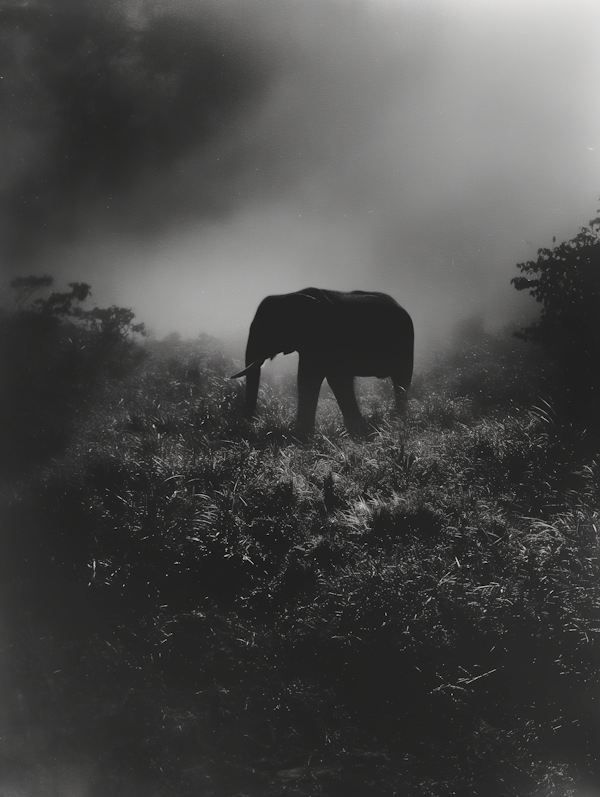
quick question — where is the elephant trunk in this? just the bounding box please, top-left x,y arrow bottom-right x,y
243,337 -> 266,419
230,334 -> 266,419
243,362 -> 261,419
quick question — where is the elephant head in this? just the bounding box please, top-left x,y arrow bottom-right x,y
232,288 -> 414,435
231,291 -> 326,420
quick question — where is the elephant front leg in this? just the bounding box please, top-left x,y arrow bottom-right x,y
296,356 -> 324,435
326,373 -> 364,436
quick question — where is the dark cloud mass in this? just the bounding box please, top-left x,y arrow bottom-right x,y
0,0 -> 276,259
0,0 -> 397,255
1,0 -> 600,349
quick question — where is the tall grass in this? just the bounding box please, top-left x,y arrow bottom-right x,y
1,332 -> 599,796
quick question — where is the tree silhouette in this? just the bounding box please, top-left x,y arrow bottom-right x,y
1,275 -> 145,475
512,207 -> 600,414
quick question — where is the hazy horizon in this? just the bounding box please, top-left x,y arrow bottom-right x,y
2,0 -> 599,358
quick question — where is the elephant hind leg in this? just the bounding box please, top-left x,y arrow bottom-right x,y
326,373 -> 363,435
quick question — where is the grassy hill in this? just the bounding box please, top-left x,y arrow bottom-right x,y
1,330 -> 599,796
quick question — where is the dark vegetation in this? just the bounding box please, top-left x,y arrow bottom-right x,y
512,210 -> 600,420
1,276 -> 146,477
1,223 -> 600,796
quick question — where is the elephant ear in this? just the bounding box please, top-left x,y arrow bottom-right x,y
285,291 -> 329,350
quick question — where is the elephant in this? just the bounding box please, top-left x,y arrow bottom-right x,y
231,288 -> 414,435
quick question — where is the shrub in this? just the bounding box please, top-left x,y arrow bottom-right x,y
0,276 -> 146,475
512,206 -> 600,417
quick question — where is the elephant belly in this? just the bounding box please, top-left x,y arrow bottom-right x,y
328,352 -> 393,378
355,365 -> 392,378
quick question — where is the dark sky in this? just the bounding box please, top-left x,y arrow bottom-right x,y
2,0 -> 600,352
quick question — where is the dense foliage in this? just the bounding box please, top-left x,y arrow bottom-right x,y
512,210 -> 600,415
0,276 -> 146,475
1,319 -> 599,796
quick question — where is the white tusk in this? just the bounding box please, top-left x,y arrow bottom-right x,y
230,359 -> 264,379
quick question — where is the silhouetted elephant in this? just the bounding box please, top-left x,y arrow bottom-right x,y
231,288 -> 414,435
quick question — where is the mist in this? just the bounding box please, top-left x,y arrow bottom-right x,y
2,0 -> 600,357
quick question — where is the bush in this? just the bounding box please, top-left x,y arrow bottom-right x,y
512,207 -> 600,417
0,276 -> 146,475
